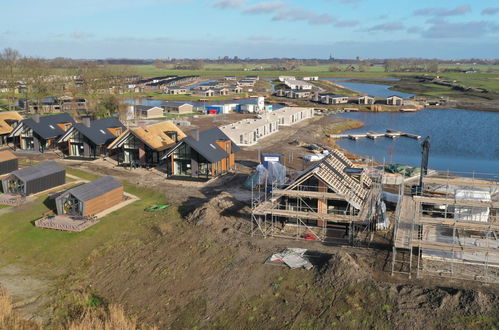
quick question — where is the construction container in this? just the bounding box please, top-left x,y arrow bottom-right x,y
2,161 -> 65,196
0,150 -> 18,175
261,153 -> 282,168
55,176 -> 123,216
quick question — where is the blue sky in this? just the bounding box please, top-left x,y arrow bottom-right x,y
1,0 -> 499,59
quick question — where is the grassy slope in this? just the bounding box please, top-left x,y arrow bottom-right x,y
0,168 -> 166,269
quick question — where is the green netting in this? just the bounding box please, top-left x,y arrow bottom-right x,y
145,204 -> 171,212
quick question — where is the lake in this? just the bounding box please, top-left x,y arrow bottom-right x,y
335,108 -> 499,176
323,79 -> 414,99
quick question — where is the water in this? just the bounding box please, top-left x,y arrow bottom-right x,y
323,78 -> 414,99
335,108 -> 499,175
124,98 -> 285,109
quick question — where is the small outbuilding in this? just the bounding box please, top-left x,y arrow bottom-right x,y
387,95 -> 404,106
0,150 -> 18,175
358,95 -> 376,105
2,161 -> 65,196
55,176 -> 123,217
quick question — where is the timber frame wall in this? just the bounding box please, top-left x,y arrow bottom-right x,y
391,174 -> 499,283
251,168 -> 383,245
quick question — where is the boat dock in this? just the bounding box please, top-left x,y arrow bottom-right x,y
328,129 -> 421,140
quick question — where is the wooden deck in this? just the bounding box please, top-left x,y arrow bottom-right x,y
35,215 -> 100,232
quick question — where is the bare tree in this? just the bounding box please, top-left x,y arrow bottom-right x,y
0,48 -> 22,111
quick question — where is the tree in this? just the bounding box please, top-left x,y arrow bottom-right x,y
154,60 -> 166,69
96,95 -> 119,118
0,48 -> 22,110
426,60 -> 439,73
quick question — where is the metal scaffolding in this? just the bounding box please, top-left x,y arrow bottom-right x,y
251,164 -> 383,246
391,171 -> 499,283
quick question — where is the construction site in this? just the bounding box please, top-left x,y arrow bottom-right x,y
250,144 -> 499,284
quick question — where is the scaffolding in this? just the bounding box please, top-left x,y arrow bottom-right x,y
391,171 -> 499,283
251,155 -> 383,246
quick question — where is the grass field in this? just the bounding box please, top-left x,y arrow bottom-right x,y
0,167 -> 168,269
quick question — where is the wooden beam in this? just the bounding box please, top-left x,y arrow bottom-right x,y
414,195 -> 499,209
418,217 -> 499,230
271,189 -> 347,200
253,207 -> 365,223
423,177 -> 499,187
416,240 -> 499,256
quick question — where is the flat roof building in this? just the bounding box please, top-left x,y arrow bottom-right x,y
2,161 -> 65,196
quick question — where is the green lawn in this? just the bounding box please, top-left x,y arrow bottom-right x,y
0,167 -> 170,269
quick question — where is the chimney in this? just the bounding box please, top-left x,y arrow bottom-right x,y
33,113 -> 40,123
191,128 -> 199,141
82,116 -> 91,128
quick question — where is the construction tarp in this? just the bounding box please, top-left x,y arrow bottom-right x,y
268,248 -> 313,270
384,164 -> 420,177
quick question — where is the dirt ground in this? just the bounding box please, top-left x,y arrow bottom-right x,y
4,114 -> 499,329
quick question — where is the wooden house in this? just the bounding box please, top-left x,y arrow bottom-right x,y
55,176 -> 123,216
162,102 -> 194,114
253,150 -> 378,231
9,114 -> 75,153
163,128 -> 239,180
58,118 -> 125,159
2,161 -> 65,196
0,111 -> 23,146
134,105 -> 164,119
108,121 -> 187,167
0,150 -> 18,175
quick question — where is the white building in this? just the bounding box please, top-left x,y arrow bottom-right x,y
283,79 -> 313,90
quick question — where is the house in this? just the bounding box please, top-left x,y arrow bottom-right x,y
55,176 -> 123,217
58,117 -> 126,159
214,88 -> 229,96
237,79 -> 256,87
194,89 -> 215,97
107,121 -> 187,167
315,93 -> 349,105
278,76 -> 296,82
246,75 -> 259,81
302,76 -> 319,81
219,116 -> 280,146
253,150 -> 379,237
0,150 -> 18,175
134,105 -> 164,119
163,102 -> 194,114
276,89 -> 311,99
2,161 -> 65,196
283,79 -> 313,90
163,128 -> 240,180
60,98 -> 88,113
224,76 -> 237,81
229,85 -> 243,94
0,111 -> 23,146
358,95 -> 376,105
270,107 -> 314,126
9,113 -> 75,153
387,95 -> 404,106
166,87 -> 188,95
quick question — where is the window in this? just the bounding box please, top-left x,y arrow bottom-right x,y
165,131 -> 178,142
115,128 -> 122,136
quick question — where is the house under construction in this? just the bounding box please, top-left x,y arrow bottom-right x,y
392,174 -> 499,283
252,149 -> 382,244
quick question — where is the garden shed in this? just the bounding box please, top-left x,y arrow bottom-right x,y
1,161 -> 65,196
55,176 -> 123,216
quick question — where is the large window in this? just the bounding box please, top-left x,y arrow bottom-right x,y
173,143 -> 191,176
21,127 -> 35,151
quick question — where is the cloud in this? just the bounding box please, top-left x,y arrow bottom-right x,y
414,5 -> 471,17
482,7 -> 499,15
420,19 -> 499,38
69,30 -> 93,39
368,22 -> 405,31
334,20 -> 359,27
407,26 -> 422,34
272,8 -> 333,25
213,0 -> 246,9
243,1 -> 285,14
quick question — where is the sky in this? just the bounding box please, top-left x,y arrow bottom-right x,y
1,0 -> 499,59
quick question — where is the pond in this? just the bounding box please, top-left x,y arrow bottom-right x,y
335,108 -> 499,176
323,78 -> 414,99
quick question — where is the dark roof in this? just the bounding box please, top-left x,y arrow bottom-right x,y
72,118 -> 125,146
22,113 -> 75,139
165,127 -> 240,163
11,161 -> 64,182
320,93 -> 347,97
134,105 -> 161,111
66,176 -> 122,202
